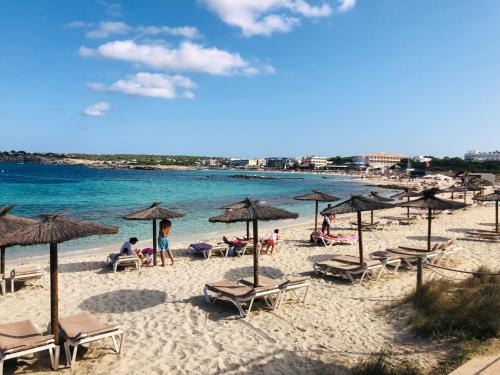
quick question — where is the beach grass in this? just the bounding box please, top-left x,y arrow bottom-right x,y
351,351 -> 422,375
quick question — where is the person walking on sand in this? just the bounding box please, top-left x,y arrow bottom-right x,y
158,219 -> 174,267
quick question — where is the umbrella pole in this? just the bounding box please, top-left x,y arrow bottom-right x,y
246,221 -> 250,240
464,191 -> 467,205
253,219 -> 259,287
407,196 -> 410,219
153,219 -> 157,267
496,200 -> 499,233
0,246 -> 5,276
49,243 -> 59,344
357,212 -> 363,265
370,210 -> 374,225
427,208 -> 432,252
314,201 -> 319,232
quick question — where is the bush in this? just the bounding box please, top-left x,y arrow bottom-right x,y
352,351 -> 422,375
407,268 -> 500,340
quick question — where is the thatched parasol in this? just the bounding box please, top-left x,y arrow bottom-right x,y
398,188 -> 466,251
463,184 -> 482,205
222,200 -> 260,239
366,191 -> 393,224
0,205 -> 37,276
209,198 -> 298,286
0,213 -> 118,344
441,185 -> 466,200
473,190 -> 500,233
294,190 -> 340,231
322,196 -> 394,265
391,189 -> 423,218
123,202 -> 185,266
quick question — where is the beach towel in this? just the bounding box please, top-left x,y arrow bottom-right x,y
190,243 -> 213,252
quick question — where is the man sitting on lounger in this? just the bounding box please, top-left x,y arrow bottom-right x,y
110,237 -> 143,261
222,236 -> 249,256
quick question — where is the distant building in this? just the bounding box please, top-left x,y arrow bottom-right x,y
301,156 -> 328,169
229,158 -> 264,168
352,153 -> 406,169
464,150 -> 500,162
265,157 -> 294,169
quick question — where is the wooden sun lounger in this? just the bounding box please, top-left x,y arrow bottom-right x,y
313,257 -> 385,285
350,221 -> 381,231
465,230 -> 500,242
0,320 -> 58,375
311,232 -> 358,247
189,243 -> 229,259
204,279 -> 282,318
10,265 -> 44,293
107,254 -> 141,273
370,250 -> 418,269
333,254 -> 402,274
387,248 -> 440,264
238,275 -> 311,308
59,312 -> 124,369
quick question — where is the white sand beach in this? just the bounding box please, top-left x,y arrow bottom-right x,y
1,203 -> 499,374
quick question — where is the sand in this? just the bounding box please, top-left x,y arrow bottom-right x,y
0,201 -> 499,374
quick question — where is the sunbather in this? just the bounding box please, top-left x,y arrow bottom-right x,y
110,237 -> 143,261
222,236 -> 249,256
261,229 -> 279,254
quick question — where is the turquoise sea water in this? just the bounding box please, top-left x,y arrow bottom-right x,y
0,163 -> 390,257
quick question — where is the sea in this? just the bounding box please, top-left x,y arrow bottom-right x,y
0,163 -> 394,258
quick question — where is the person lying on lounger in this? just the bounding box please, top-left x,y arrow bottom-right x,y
222,236 -> 249,256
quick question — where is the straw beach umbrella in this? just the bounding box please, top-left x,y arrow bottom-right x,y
463,184 -> 482,205
209,198 -> 298,286
0,213 -> 118,343
398,188 -> 466,252
294,190 -> 340,231
0,205 -> 37,276
473,190 -> 500,233
123,202 -> 185,266
322,196 -> 394,265
366,191 -> 393,224
391,189 -> 423,218
222,201 -> 255,239
442,185 -> 466,200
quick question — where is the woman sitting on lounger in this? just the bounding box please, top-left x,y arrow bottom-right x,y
261,229 -> 279,254
222,236 -> 249,256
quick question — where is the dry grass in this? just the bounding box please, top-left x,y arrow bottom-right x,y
351,351 -> 422,375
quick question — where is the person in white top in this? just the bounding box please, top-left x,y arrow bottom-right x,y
261,229 -> 279,254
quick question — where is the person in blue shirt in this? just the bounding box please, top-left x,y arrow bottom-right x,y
158,219 -> 174,267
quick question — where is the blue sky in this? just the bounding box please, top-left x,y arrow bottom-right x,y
1,0 -> 499,158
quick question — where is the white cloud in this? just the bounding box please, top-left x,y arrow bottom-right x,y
80,40 -> 274,76
86,21 -> 131,39
136,25 -> 202,39
338,0 -> 356,12
82,102 -> 111,116
99,1 -> 122,17
64,21 -> 93,28
200,0 -> 333,36
88,72 -> 197,99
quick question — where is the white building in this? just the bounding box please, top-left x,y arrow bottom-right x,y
464,150 -> 500,162
301,156 -> 328,168
352,153 -> 406,169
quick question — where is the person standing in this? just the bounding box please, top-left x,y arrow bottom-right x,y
321,205 -> 335,235
158,219 -> 174,267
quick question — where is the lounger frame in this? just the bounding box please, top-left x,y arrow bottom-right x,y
203,286 -> 282,318
190,244 -> 229,259
107,255 -> 141,273
275,280 -> 311,308
62,327 -> 124,369
313,262 -> 385,285
9,269 -> 44,293
0,339 -> 58,375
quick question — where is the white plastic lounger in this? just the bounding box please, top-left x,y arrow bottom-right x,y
10,265 -> 44,293
314,258 -> 384,285
189,243 -> 229,259
107,254 -> 141,273
0,275 -> 5,295
239,275 -> 311,308
311,232 -> 358,247
387,248 -> 440,265
59,312 -> 124,369
204,279 -> 282,318
0,320 -> 58,375
334,254 -> 402,275
370,251 -> 417,270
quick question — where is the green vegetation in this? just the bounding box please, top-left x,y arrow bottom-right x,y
399,157 -> 500,174
351,351 -> 422,375
328,156 -> 353,165
68,153 -> 218,166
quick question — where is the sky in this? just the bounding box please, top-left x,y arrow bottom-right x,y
1,0 -> 499,158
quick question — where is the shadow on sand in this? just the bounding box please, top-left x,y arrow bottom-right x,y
79,289 -> 166,314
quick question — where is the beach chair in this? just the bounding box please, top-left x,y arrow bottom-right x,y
203,279 -> 282,318
311,232 -> 358,247
239,275 -> 311,308
465,230 -> 500,242
0,320 -> 58,374
59,312 -> 124,369
334,254 -> 401,275
349,221 -> 380,231
9,264 -> 44,293
313,257 -> 385,285
189,243 -> 229,259
0,275 -> 4,295
370,251 -> 417,270
386,248 -> 440,264
107,254 -> 141,273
